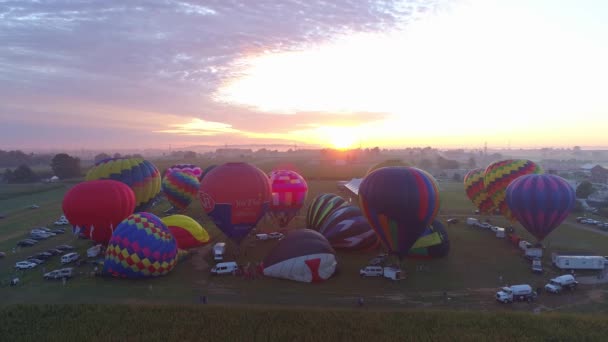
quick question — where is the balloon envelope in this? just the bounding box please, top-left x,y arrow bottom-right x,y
407,220 -> 450,259
162,170 -> 200,210
262,229 -> 337,283
506,174 -> 575,241
62,180 -> 135,244
199,162 -> 271,244
269,170 -> 308,227
306,193 -> 347,231
316,205 -> 377,250
484,159 -> 543,221
86,157 -> 161,211
103,212 -> 178,278
161,214 -> 210,249
359,167 -> 440,258
366,159 -> 411,176
166,164 -> 203,181
464,168 -> 495,214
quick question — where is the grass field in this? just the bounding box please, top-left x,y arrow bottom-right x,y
1,163 -> 607,314
1,305 -> 608,341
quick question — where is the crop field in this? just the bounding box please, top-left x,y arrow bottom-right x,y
1,160 -> 608,315
2,305 -> 608,341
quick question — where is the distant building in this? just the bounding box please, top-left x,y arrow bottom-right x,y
590,165 -> 608,183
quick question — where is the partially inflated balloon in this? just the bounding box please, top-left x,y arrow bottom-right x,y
63,180 -> 135,244
166,164 -> 203,181
464,168 -> 495,214
484,159 -> 543,221
315,205 -> 377,250
306,194 -> 347,231
506,174 -> 575,241
161,214 -> 209,249
359,167 -> 440,259
269,170 -> 308,227
199,162 -> 271,244
86,157 -> 161,211
407,220 -> 450,259
162,170 -> 200,210
103,212 -> 178,278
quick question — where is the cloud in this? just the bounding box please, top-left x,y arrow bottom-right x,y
157,118 -> 240,136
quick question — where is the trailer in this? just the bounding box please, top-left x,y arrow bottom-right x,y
552,254 -> 606,270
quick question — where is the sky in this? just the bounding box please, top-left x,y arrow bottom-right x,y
1,0 -> 608,151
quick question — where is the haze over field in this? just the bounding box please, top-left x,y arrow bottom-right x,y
1,0 -> 607,150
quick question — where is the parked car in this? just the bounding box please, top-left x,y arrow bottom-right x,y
0,252 -> 6,258
210,261 -> 239,275
15,261 -> 38,270
61,252 -> 80,264
369,253 -> 388,266
29,234 -> 49,240
29,204 -> 40,209
446,218 -> 459,224
44,268 -> 74,280
55,245 -> 75,251
17,240 -> 37,247
268,232 -> 284,240
360,265 -> 384,277
34,252 -> 53,260
46,249 -> 63,256
51,229 -> 65,234
54,216 -> 70,225
26,258 -> 45,265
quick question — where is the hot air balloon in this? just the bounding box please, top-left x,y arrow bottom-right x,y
161,214 -> 210,249
268,170 -> 308,228
315,205 -> 378,250
506,174 -> 575,241
484,159 -> 543,221
200,165 -> 217,181
306,193 -> 347,231
262,229 -> 337,283
464,168 -> 495,214
103,212 -> 178,278
166,164 -> 203,181
407,220 -> 450,259
366,159 -> 411,176
359,167 -> 440,259
199,162 -> 271,244
86,157 -> 161,211
162,170 -> 200,210
62,180 -> 135,244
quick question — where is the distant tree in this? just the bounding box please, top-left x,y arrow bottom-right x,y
418,158 -> 433,170
11,164 -> 38,183
467,157 -> 476,169
94,153 -> 111,163
573,146 -> 582,155
572,200 -> 584,213
184,151 -> 197,159
2,168 -> 14,183
132,153 -> 144,159
437,156 -> 460,170
371,147 -> 380,155
452,173 -> 462,182
576,180 -> 595,199
113,153 -> 122,158
51,153 -> 81,179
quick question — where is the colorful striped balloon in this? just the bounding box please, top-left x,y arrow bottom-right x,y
464,168 -> 495,214
86,157 -> 161,211
269,170 -> 308,228
359,167 -> 440,259
103,212 -> 178,278
506,174 -> 575,241
166,164 -> 203,181
306,193 -> 347,231
162,170 -> 200,210
484,159 -> 543,221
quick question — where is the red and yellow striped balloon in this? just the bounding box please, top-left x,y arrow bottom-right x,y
484,159 -> 543,221
464,168 -> 495,214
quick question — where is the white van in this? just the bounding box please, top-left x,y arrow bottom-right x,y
61,252 -> 79,264
359,265 -> 383,277
210,261 -> 238,275
213,242 -> 226,261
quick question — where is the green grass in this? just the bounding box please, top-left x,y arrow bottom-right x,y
0,164 -> 607,313
1,305 -> 607,341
